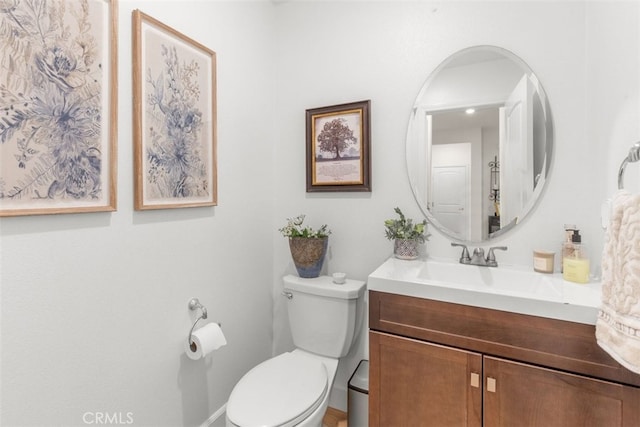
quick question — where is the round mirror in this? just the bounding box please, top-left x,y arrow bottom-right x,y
406,45 -> 553,244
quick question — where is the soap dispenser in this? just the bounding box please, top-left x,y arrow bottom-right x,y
560,224 -> 576,273
562,230 -> 590,283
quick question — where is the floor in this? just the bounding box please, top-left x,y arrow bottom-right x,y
216,405 -> 347,426
322,407 -> 348,427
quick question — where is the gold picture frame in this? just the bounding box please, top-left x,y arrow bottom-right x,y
306,100 -> 371,192
0,0 -> 118,217
133,10 -> 217,210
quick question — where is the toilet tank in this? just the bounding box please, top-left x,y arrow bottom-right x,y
283,275 -> 366,358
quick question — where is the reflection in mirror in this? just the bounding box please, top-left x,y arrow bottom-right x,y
406,45 -> 553,244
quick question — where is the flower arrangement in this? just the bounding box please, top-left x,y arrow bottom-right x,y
384,207 -> 429,243
279,214 -> 331,239
280,214 -> 331,278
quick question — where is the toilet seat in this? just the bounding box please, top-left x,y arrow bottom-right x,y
226,351 -> 328,427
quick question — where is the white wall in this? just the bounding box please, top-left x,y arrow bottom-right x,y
587,1 -> 640,197
1,1 -> 276,426
2,0 -> 639,424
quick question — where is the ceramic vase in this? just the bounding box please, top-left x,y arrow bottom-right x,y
288,237 -> 328,278
394,238 -> 420,260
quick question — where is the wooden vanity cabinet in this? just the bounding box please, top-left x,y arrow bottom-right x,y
370,331 -> 482,426
369,291 -> 640,427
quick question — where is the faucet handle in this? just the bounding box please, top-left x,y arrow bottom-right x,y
486,246 -> 508,266
451,243 -> 471,263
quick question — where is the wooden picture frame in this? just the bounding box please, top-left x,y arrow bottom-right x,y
132,10 -> 217,210
306,100 -> 371,192
0,0 -> 118,217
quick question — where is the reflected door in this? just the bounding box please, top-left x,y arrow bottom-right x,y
431,165 -> 469,240
499,75 -> 534,228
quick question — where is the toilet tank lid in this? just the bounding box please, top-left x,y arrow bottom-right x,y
283,275 -> 366,299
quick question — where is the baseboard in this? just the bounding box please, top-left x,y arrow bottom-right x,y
201,403 -> 226,427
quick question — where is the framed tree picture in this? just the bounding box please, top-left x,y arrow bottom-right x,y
306,100 -> 371,192
0,0 -> 118,217
132,10 -> 217,210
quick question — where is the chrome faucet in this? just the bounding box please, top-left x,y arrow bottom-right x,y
470,247 -> 487,265
451,243 -> 507,267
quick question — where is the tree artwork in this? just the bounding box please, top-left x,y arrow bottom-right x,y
305,100 -> 370,192
316,118 -> 357,159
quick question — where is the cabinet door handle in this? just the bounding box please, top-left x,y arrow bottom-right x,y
487,377 -> 496,393
470,372 -> 480,388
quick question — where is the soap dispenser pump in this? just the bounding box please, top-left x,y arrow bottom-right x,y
562,230 -> 590,283
560,224 -> 576,273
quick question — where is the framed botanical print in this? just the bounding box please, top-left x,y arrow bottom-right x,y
0,0 -> 118,216
132,10 -> 217,210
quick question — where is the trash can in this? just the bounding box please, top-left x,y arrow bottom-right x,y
348,360 -> 369,427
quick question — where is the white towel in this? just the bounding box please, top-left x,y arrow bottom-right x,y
596,190 -> 640,374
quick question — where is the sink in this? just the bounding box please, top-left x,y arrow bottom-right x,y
417,259 -> 564,300
368,257 -> 602,325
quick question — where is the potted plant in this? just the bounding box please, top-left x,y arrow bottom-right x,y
280,214 -> 331,278
384,207 -> 429,260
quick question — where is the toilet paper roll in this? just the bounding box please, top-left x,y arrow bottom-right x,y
185,322 -> 227,360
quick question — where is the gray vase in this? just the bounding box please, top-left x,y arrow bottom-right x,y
289,237 -> 328,278
394,238 -> 419,260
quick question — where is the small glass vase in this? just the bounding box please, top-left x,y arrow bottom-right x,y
394,238 -> 420,260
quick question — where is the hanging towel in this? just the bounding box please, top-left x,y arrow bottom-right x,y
596,190 -> 640,374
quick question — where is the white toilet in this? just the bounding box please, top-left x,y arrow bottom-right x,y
226,274 -> 366,427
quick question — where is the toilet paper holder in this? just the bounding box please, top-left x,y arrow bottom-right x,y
188,298 -> 221,346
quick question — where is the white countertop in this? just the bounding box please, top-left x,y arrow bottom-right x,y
368,257 -> 602,325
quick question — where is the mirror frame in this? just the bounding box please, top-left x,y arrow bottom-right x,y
406,45 -> 554,244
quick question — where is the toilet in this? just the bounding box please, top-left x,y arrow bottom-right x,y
226,274 -> 366,427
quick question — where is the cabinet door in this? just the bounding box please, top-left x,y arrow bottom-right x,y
370,331 -> 482,427
484,356 -> 640,427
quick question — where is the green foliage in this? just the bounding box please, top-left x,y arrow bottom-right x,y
384,207 -> 430,243
279,214 -> 331,238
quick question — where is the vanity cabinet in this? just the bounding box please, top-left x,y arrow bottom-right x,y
370,331 -> 482,426
369,291 -> 640,427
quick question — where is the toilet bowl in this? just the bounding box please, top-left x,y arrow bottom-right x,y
226,350 -> 338,427
225,275 -> 366,427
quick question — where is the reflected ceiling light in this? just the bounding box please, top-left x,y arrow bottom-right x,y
465,108 -> 476,115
